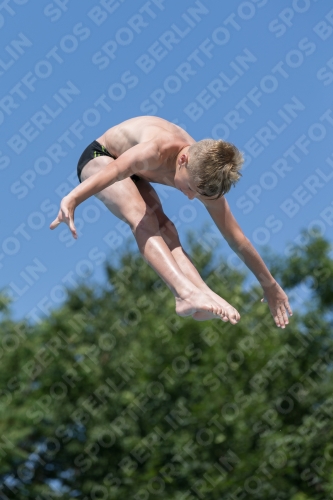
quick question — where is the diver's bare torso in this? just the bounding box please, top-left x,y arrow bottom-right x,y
96,116 -> 196,188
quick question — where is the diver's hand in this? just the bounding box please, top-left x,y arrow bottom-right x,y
50,195 -> 77,239
261,281 -> 292,328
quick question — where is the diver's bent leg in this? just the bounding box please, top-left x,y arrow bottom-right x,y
159,219 -> 241,324
80,157 -> 225,320
130,213 -> 226,319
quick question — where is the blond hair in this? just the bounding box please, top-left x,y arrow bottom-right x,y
187,139 -> 244,199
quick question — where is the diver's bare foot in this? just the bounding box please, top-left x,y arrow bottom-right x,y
191,310 -> 223,321
175,289 -> 225,320
199,287 -> 241,324
209,294 -> 240,324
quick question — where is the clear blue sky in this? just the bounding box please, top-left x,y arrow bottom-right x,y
1,0 -> 333,323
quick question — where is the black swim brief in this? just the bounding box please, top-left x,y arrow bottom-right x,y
76,140 -> 141,184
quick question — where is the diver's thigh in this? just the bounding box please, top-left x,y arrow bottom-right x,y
134,178 -> 171,225
80,157 -> 154,226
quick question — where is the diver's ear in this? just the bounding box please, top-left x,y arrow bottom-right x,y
178,153 -> 187,168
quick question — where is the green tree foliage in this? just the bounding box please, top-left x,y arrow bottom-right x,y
0,229 -> 332,499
